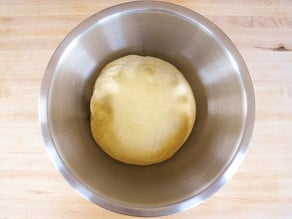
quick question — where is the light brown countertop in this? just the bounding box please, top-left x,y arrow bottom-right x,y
1,0 -> 291,218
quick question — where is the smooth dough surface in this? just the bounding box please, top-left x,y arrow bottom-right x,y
90,55 -> 196,165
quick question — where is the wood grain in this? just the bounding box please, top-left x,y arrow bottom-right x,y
1,0 -> 292,218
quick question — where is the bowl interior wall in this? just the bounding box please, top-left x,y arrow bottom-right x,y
48,11 -> 246,207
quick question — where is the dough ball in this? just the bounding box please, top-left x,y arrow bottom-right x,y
90,55 -> 196,165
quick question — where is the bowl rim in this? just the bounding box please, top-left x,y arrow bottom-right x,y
39,1 -> 255,217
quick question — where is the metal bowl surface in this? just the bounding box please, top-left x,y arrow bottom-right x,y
39,1 -> 255,216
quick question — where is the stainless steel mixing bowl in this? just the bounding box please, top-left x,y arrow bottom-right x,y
39,1 -> 255,216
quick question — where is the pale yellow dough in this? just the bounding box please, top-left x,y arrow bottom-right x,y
90,55 -> 196,165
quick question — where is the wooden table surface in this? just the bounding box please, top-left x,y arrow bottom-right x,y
1,0 -> 292,218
